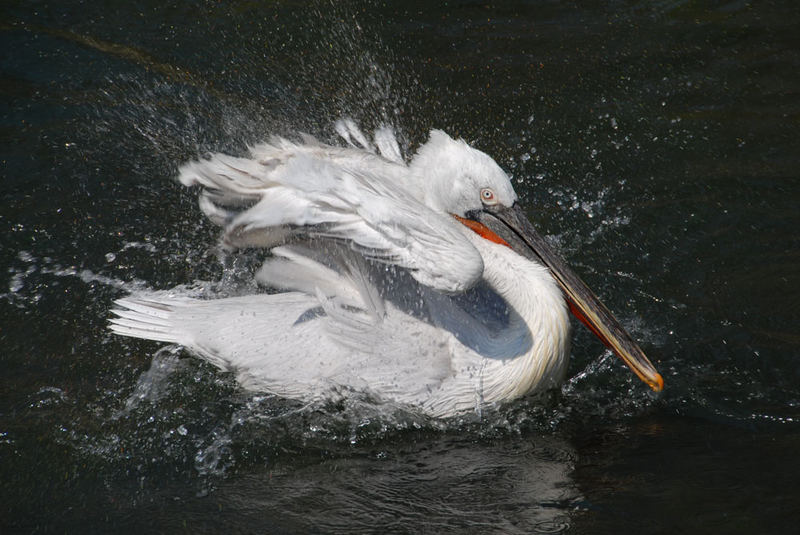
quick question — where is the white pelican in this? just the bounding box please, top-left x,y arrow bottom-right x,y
110,120 -> 663,417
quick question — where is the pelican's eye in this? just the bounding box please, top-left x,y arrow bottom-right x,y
480,188 -> 497,205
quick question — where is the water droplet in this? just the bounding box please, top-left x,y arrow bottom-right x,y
9,273 -> 24,293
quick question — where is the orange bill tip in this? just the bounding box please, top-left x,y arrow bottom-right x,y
652,372 -> 664,392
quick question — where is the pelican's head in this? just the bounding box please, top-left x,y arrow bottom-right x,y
413,129 -> 664,393
410,130 -> 518,215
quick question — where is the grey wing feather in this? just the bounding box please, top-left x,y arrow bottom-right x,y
178,135 -> 484,294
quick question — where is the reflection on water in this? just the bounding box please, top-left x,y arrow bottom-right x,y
201,436 -> 577,534
2,0 -> 800,533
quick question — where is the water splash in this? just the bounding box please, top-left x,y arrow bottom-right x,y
120,346 -> 185,414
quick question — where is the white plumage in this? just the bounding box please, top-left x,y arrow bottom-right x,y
111,121 -> 605,417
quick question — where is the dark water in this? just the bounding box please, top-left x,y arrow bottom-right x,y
2,1 -> 799,532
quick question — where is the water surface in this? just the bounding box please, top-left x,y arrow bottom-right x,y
2,1 -> 799,533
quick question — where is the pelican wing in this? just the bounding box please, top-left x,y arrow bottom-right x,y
178,138 -> 484,293
110,247 -> 455,406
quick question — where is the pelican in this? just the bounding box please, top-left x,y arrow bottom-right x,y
110,120 -> 663,417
